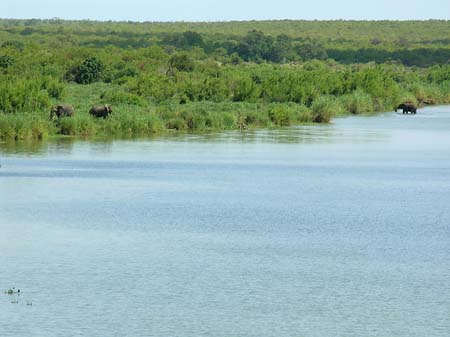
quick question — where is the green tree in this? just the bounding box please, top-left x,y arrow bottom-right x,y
168,53 -> 195,73
295,42 -> 328,61
73,57 -> 105,84
0,55 -> 14,69
236,30 -> 274,62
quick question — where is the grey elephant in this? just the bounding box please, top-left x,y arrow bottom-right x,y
50,104 -> 75,120
395,103 -> 417,114
89,105 -> 113,118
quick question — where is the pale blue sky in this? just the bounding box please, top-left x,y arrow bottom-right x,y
1,0 -> 449,21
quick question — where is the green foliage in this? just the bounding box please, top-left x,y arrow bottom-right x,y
41,77 -> 65,99
168,53 -> 195,72
0,55 -> 14,69
231,75 -> 258,102
1,40 -> 25,50
0,75 -> 50,113
100,89 -> 146,106
237,30 -> 275,62
295,42 -> 328,61
57,114 -> 96,136
268,105 -> 295,126
162,31 -> 205,49
73,57 -> 105,84
426,65 -> 450,84
339,89 -> 373,114
311,96 -> 335,123
351,66 -> 402,110
99,111 -> 163,135
128,73 -> 176,102
0,113 -> 50,140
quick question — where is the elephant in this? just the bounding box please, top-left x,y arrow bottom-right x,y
89,105 -> 113,118
395,103 -> 417,114
50,104 -> 74,120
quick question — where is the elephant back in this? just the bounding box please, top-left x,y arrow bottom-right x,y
61,104 -> 75,117
50,104 -> 75,119
89,105 -> 112,118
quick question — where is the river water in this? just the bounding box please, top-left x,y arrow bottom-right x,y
1,106 -> 450,337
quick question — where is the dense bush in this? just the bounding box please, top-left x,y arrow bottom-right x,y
168,53 -> 195,73
339,89 -> 373,114
0,55 -> 14,69
72,57 -> 105,84
100,89 -> 146,106
41,77 -> 65,99
57,114 -> 96,136
0,113 -> 50,140
100,111 -> 163,135
0,75 -> 51,113
311,96 -> 335,123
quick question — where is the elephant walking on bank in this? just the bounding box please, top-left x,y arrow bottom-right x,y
396,103 -> 417,114
89,105 -> 113,118
50,104 -> 75,120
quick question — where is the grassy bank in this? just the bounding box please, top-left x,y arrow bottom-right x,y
1,80 -> 449,141
1,88 -> 448,141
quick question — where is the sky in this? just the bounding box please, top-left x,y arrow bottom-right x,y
1,0 -> 449,21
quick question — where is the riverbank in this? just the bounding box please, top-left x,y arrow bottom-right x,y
1,83 -> 448,141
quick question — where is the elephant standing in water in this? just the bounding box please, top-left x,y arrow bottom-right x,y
396,103 -> 417,114
50,104 -> 75,120
89,105 -> 113,118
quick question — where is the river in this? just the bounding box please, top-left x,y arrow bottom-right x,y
1,106 -> 449,337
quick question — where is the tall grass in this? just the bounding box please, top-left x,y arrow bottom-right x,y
409,83 -> 450,105
0,76 -> 50,113
57,114 -> 96,136
98,111 -> 164,136
339,89 -> 373,115
1,79 -> 449,141
0,113 -> 51,140
311,96 -> 336,123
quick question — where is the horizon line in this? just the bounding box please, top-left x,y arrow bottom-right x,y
1,17 -> 449,24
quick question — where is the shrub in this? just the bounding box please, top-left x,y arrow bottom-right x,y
409,83 -> 444,105
166,117 -> 187,130
217,112 -> 235,129
41,77 -> 66,99
0,55 -> 14,69
293,105 -> 313,123
311,96 -> 334,123
0,113 -> 50,140
268,105 -> 294,126
0,114 -> 16,139
0,76 -> 50,113
73,57 -> 105,84
168,53 -> 195,73
339,89 -> 374,114
128,74 -> 176,102
100,112 -> 163,135
231,76 -> 258,102
100,90 -> 146,106
57,115 -> 96,136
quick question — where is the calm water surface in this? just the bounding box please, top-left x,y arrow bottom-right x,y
1,107 -> 450,337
